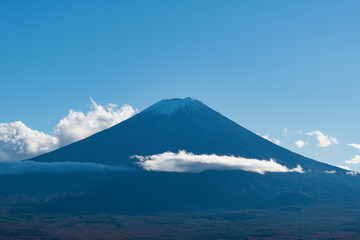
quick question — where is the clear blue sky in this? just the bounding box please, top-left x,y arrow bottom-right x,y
1,1 -> 360,169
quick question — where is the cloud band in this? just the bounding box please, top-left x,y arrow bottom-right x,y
133,151 -> 304,174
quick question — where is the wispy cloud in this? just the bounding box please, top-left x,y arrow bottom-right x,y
306,130 -> 338,147
345,155 -> 360,164
347,171 -> 359,176
348,143 -> 360,151
262,135 -> 280,145
325,170 -> 336,174
282,128 -> 289,137
295,140 -> 308,148
0,99 -> 137,161
0,161 -> 131,175
282,128 -> 302,137
132,151 -> 304,174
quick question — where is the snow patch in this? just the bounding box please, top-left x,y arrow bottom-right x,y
143,97 -> 197,115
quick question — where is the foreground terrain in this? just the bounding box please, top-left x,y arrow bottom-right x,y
1,171 -> 360,239
1,206 -> 360,239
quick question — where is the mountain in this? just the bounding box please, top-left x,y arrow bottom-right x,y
3,97 -> 360,218
30,97 -> 338,173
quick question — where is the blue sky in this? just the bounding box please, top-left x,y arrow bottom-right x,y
1,1 -> 360,170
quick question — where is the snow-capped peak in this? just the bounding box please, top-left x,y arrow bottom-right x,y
142,97 -> 199,115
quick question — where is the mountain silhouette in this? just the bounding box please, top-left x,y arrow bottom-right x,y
2,98 -> 357,214
30,97 -> 338,173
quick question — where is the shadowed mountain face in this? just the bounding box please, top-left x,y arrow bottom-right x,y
30,97 -> 336,172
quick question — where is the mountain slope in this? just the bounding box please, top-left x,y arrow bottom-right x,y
30,97 -> 338,172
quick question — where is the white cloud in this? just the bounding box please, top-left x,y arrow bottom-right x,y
282,128 -> 289,137
283,128 -> 302,137
337,165 -> 351,171
345,155 -> 360,164
0,161 -> 131,175
306,130 -> 338,147
133,150 -> 304,174
0,99 -> 137,161
330,137 -> 338,144
0,121 -> 59,161
262,135 -> 280,145
54,98 -> 136,145
295,140 -> 308,148
325,170 -> 336,174
294,130 -> 303,135
347,171 -> 359,176
348,143 -> 360,151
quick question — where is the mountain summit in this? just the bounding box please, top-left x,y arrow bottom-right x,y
30,98 -> 336,172
141,97 -> 201,115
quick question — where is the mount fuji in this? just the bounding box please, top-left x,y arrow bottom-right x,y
6,97 -> 357,214
30,97 -> 339,174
